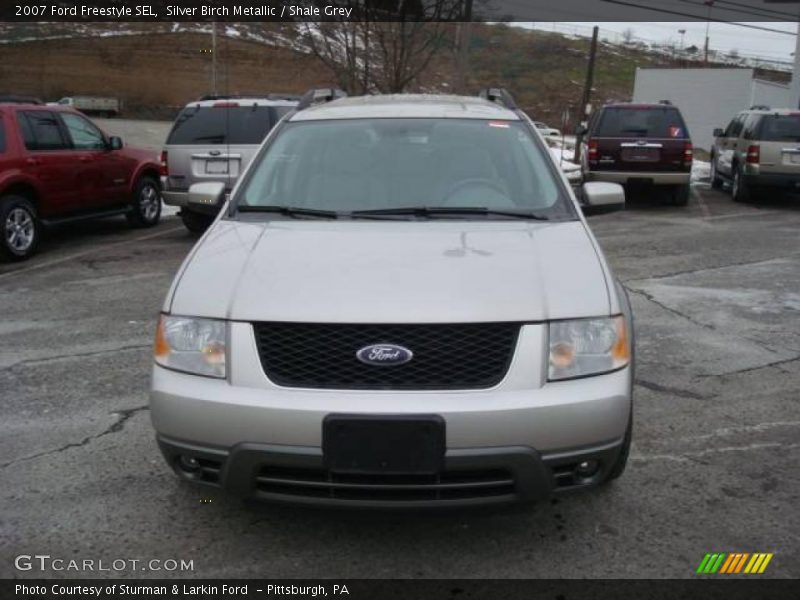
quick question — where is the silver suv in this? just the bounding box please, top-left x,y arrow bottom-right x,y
711,107 -> 800,202
150,89 -> 634,508
160,95 -> 298,232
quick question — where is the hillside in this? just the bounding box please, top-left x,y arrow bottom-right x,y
0,22 -> 788,125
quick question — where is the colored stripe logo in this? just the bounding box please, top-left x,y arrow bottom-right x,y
696,553 -> 774,574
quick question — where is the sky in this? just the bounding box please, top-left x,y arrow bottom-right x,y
521,22 -> 799,63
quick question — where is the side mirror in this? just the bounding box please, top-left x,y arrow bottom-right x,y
713,128 -> 724,138
187,182 -> 226,212
575,125 -> 588,136
581,182 -> 625,214
108,136 -> 123,150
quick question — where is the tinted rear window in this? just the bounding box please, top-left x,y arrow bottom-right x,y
166,106 -> 287,145
16,111 -> 69,150
758,115 -> 800,142
594,107 -> 688,139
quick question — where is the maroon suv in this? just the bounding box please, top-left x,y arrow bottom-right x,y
0,99 -> 162,260
581,102 -> 693,205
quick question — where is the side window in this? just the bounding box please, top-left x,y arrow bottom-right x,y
60,113 -> 106,150
0,120 -> 5,153
729,114 -> 746,138
16,113 -> 36,149
742,116 -> 758,140
723,116 -> 739,137
17,111 -> 69,151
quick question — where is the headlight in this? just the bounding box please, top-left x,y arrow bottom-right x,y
154,315 -> 226,378
548,316 -> 629,381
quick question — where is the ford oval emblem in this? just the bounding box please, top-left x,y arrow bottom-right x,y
356,344 -> 413,366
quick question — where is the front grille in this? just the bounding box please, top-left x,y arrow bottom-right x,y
255,465 -> 516,502
252,322 -> 521,390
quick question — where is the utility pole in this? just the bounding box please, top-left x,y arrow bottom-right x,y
454,0 -> 473,94
704,1 -> 714,66
211,21 -> 218,96
574,26 -> 599,164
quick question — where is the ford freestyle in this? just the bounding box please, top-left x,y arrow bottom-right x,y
150,89 -> 634,508
0,99 -> 161,260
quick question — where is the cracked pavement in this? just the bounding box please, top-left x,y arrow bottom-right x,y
0,183 -> 798,579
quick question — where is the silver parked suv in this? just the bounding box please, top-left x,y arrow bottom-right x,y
150,89 -> 634,508
160,95 -> 298,232
711,106 -> 800,202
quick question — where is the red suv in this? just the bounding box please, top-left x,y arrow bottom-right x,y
0,99 -> 162,260
581,102 -> 693,205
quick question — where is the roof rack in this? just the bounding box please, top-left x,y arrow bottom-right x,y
266,93 -> 301,101
0,94 -> 43,105
197,93 -> 300,102
478,88 -> 517,110
749,104 -> 771,111
297,88 -> 347,110
658,99 -> 672,105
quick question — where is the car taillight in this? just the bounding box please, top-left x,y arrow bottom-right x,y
683,141 -> 693,165
160,150 -> 168,176
588,140 -> 599,164
746,145 -> 760,165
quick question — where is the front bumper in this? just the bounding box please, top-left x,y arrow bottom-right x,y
158,436 -> 625,508
586,170 -> 691,186
150,322 -> 632,506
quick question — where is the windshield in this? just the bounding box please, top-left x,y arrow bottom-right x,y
167,106 -> 291,145
759,115 -> 800,142
595,107 -> 688,139
237,118 -> 572,217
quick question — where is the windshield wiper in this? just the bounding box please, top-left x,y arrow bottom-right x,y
350,207 -> 551,220
238,205 -> 340,219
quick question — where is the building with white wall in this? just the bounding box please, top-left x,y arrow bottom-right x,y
632,68 -> 792,150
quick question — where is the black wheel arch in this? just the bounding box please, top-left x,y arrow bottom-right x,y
1,182 -> 40,213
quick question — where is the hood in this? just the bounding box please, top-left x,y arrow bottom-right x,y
168,219 -> 611,323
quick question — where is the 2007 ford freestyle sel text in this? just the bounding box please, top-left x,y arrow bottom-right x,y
150,89 -> 634,508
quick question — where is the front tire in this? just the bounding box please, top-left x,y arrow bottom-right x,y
126,176 -> 161,228
1,195 -> 40,261
605,417 -> 632,481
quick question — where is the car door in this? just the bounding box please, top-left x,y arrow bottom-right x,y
15,110 -> 79,218
717,114 -> 746,177
58,111 -> 129,209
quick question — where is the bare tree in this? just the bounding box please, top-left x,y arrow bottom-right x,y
297,0 -> 464,94
621,28 -> 635,44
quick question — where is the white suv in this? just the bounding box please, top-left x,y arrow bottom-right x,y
150,89 -> 634,508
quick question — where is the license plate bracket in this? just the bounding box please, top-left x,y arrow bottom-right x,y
621,148 -> 659,162
784,153 -> 800,165
323,415 -> 445,475
205,159 -> 229,174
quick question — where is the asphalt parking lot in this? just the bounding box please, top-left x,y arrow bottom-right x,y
1,181 -> 798,579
